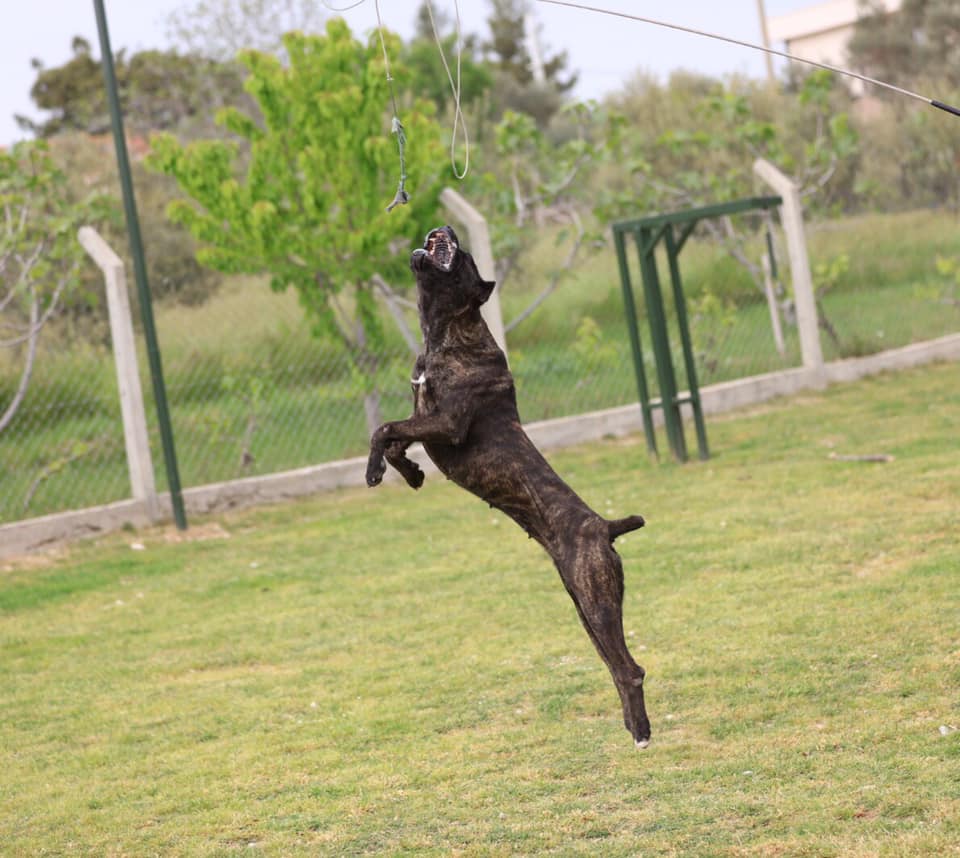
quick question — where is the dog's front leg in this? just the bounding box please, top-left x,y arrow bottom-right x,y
366,406 -> 473,487
384,441 -> 424,489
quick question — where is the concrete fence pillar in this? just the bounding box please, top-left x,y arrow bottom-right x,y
440,188 -> 508,358
79,226 -> 161,522
752,159 -> 825,381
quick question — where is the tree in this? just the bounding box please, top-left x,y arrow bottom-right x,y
404,1 -> 493,120
601,71 -> 858,283
848,0 -> 960,91
847,0 -> 960,210
20,37 -> 249,140
483,0 -> 578,126
0,142 -> 108,433
166,0 -> 328,61
464,103 -> 612,333
49,133 -> 224,315
147,20 -> 447,433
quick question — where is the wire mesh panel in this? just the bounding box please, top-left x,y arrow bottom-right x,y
0,339 -> 129,524
802,211 -> 960,362
3,210 -> 959,529
144,278 -> 419,493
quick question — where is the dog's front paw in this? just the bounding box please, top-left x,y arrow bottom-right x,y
365,454 -> 387,487
405,464 -> 424,490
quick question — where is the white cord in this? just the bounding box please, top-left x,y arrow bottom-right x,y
319,0 -> 367,11
426,0 -> 470,179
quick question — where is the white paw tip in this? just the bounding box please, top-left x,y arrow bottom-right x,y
635,738 -> 650,750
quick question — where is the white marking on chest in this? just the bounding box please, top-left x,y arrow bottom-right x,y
412,371 -> 427,386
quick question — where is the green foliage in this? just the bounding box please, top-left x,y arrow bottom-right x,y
147,20 -> 447,357
466,101 -> 611,297
604,71 -> 858,220
46,134 -> 222,316
21,36 -> 249,140
814,252 -> 851,296
1,141 -> 109,408
931,255 -> 960,308
404,3 -> 492,118
483,0 -> 577,126
572,315 -> 618,375
849,0 -> 960,91
689,288 -> 738,376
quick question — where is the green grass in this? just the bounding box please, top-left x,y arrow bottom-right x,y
2,361 -> 959,856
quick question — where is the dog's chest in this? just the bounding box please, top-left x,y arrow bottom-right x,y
411,367 -> 432,414
411,353 -> 495,416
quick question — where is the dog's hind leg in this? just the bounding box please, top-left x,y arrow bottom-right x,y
557,518 -> 651,747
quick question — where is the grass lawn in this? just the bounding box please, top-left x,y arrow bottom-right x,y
2,362 -> 959,856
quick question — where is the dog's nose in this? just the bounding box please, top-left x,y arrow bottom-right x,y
425,225 -> 458,246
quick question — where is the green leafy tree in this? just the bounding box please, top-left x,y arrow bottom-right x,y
20,36 -> 249,140
404,1 -> 492,119
846,0 -> 960,211
147,20 -> 447,432
600,71 -> 858,298
848,0 -> 960,90
166,0 -> 328,61
0,142 -> 108,433
483,0 -> 577,126
49,133 -> 223,315
463,102 -> 615,333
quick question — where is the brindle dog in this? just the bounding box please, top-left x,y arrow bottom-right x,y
366,226 -> 651,747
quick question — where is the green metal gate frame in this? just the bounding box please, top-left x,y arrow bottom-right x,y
612,195 -> 782,462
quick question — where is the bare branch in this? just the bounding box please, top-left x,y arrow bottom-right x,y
0,287 -> 40,434
372,274 -> 420,356
506,207 -> 585,333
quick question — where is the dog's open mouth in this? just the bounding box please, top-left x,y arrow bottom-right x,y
414,227 -> 458,272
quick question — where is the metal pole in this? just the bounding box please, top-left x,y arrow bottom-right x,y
92,0 -> 188,530
613,229 -> 657,457
755,0 -> 776,86
664,226 -> 709,461
634,229 -> 687,463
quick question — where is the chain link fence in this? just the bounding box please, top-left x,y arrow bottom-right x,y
2,206 -> 959,527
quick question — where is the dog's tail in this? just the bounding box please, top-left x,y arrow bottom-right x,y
607,514 -> 645,541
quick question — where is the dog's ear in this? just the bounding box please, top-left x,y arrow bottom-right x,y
471,279 -> 496,307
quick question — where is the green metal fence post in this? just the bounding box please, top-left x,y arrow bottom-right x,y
664,225 -> 709,460
93,0 -> 187,530
635,228 -> 688,462
613,228 -> 658,457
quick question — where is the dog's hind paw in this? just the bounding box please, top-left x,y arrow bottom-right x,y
365,456 -> 387,487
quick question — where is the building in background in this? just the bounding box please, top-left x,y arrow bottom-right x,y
768,0 -> 901,96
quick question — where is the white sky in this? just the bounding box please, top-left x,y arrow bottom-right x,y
0,1 -> 813,146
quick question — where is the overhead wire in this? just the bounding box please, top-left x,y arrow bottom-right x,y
535,0 -> 960,118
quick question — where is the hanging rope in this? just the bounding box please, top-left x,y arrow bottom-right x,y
327,0 -> 472,210
372,0 -> 411,212
425,0 -> 470,179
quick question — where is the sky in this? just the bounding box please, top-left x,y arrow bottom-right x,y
0,0 -> 814,146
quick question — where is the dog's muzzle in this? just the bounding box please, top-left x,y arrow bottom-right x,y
412,226 -> 458,272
